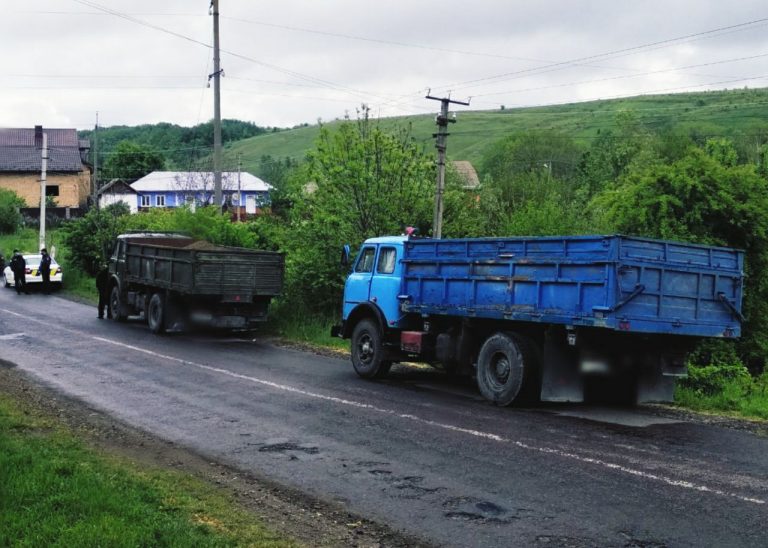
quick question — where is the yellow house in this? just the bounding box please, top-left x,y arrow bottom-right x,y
0,126 -> 91,209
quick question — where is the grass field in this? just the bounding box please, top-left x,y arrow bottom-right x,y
0,392 -> 293,547
222,88 -> 768,172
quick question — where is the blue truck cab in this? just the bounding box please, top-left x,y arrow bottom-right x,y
335,234 -> 744,406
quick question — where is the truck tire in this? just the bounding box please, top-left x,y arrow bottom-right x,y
147,293 -> 166,334
476,332 -> 535,406
351,319 -> 392,379
110,286 -> 128,322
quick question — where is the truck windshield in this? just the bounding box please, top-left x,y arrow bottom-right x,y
355,247 -> 376,273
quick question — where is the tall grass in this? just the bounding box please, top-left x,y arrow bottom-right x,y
266,302 -> 347,350
675,371 -> 768,420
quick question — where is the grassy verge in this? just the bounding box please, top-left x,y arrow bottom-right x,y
0,392 -> 294,547
674,375 -> 768,421
267,304 -> 347,350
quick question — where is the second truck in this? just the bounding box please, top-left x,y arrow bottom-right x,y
109,233 -> 284,333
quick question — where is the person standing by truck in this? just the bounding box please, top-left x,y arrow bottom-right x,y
39,248 -> 52,295
10,250 -> 27,295
95,264 -> 111,319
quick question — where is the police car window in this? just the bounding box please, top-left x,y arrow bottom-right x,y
355,247 -> 376,273
376,247 -> 397,274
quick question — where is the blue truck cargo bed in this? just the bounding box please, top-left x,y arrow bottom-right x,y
401,235 -> 743,338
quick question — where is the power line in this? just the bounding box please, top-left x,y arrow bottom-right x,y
432,17 -> 768,92
70,0 -> 404,107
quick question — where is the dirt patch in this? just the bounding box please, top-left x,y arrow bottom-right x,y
0,364 -> 431,548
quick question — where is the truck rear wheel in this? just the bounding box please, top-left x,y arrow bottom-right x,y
351,319 -> 391,379
147,293 -> 166,334
110,286 -> 127,322
476,332 -> 535,406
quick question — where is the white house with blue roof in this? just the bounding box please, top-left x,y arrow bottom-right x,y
131,171 -> 271,213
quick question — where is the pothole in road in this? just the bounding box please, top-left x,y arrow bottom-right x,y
257,442 -> 319,455
443,496 -> 514,524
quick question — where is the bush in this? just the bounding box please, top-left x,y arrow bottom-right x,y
60,203 -> 131,275
678,341 -> 751,396
0,189 -> 25,234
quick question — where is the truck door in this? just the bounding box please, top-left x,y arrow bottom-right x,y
344,246 -> 376,318
369,245 -> 402,326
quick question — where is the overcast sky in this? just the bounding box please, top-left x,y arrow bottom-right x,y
2,0 -> 767,131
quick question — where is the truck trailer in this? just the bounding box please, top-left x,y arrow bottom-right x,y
333,235 -> 744,405
109,233 -> 284,333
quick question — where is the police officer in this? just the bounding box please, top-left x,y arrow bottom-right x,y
95,263 -> 112,319
39,248 -> 52,295
10,250 -> 28,295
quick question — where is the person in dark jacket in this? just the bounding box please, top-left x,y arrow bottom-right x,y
9,251 -> 28,295
39,248 -> 52,295
95,264 -> 112,319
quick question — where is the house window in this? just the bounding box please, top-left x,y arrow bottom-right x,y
155,195 -> 165,207
45,185 -> 59,196
141,195 -> 151,207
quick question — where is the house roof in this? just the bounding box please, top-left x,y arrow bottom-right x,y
0,128 -> 85,172
131,171 -> 272,192
98,179 -> 137,195
451,160 -> 480,189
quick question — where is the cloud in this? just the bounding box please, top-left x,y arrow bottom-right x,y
1,0 -> 767,129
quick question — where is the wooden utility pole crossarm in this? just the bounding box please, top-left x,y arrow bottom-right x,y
426,92 -> 470,239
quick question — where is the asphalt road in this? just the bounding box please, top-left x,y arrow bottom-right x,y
0,288 -> 766,547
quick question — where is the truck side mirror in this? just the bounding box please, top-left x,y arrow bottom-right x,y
340,244 -> 350,267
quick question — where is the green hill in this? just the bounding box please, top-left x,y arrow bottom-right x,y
223,88 -> 768,174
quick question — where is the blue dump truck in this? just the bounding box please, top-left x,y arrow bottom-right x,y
333,235 -> 744,405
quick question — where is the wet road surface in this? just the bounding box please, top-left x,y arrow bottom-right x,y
0,289 -> 766,547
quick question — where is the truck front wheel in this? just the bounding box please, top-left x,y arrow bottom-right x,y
147,293 -> 166,334
476,332 -> 535,406
351,319 -> 391,379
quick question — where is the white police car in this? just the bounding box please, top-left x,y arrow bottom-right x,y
2,254 -> 63,288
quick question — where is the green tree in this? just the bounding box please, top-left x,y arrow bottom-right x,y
101,141 -> 166,182
0,189 -> 25,234
60,202 -> 131,275
592,143 -> 768,364
281,109 -> 434,312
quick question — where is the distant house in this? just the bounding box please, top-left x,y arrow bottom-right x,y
451,161 -> 480,190
97,179 -> 138,213
131,171 -> 271,214
0,126 -> 91,209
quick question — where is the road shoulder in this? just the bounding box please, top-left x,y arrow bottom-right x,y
0,362 -> 430,548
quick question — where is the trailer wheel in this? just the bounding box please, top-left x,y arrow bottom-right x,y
110,286 -> 128,322
476,332 -> 534,406
147,293 -> 166,334
351,319 -> 391,379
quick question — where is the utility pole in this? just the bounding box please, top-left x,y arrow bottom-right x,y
236,154 -> 242,222
210,0 -> 223,212
426,91 -> 470,239
92,111 -> 99,209
39,132 -> 48,251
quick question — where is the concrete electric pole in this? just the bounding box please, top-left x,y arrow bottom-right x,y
210,0 -> 223,211
426,92 -> 470,239
92,111 -> 99,209
39,132 -> 48,251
